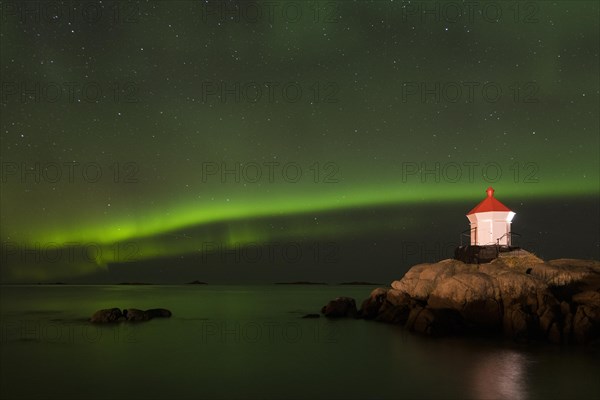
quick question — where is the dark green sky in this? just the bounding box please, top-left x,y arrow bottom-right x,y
0,1 -> 598,282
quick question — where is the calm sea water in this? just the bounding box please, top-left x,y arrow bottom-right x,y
1,285 -> 599,400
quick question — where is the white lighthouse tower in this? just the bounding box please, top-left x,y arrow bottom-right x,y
466,187 -> 515,246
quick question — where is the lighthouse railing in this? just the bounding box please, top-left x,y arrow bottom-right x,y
460,228 -> 476,247
495,232 -> 521,248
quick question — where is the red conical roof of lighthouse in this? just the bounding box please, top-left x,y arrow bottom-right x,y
467,187 -> 512,215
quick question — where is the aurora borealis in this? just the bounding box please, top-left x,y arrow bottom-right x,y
0,1 -> 598,282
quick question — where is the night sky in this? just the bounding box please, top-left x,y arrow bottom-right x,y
0,1 -> 598,283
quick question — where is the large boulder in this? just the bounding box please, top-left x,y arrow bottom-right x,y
375,302 -> 411,324
503,302 -> 537,341
359,288 -> 388,319
534,259 -> 600,288
495,271 -> 548,304
90,308 -> 123,323
321,297 -> 358,318
391,259 -> 476,301
573,304 -> 600,344
406,306 -> 465,337
428,272 -> 502,329
372,289 -> 423,324
572,291 -> 600,307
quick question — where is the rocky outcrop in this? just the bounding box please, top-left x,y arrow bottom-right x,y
321,297 -> 358,318
90,308 -> 123,323
90,308 -> 172,323
359,287 -> 389,319
352,251 -> 600,345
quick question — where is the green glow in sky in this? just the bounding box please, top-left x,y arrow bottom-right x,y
10,179 -> 595,247
1,1 -> 598,282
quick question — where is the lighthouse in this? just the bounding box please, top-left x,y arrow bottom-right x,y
467,187 -> 515,246
455,187 -> 518,263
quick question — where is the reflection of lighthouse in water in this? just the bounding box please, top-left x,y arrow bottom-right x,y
387,333 -> 530,399
455,187 -> 520,264
470,350 -> 529,400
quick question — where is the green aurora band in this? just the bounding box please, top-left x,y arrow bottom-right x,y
7,179 -> 595,248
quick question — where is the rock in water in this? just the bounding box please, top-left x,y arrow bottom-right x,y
359,288 -> 388,319
124,308 -> 150,322
90,308 -> 123,323
91,308 -> 172,323
302,314 -> 320,319
145,308 -> 172,318
321,297 -> 358,318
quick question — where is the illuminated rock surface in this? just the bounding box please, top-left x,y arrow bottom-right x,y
331,250 -> 600,344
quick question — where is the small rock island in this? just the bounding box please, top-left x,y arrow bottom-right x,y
90,308 -> 172,323
322,250 -> 600,345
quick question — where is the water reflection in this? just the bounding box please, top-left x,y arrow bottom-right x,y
387,334 -> 532,399
470,350 -> 530,400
